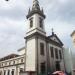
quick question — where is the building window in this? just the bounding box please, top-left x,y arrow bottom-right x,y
20,68 -> 24,72
55,61 -> 60,71
2,63 -> 3,67
50,47 -> 54,58
59,50 -> 62,59
5,62 -> 7,66
11,69 -> 14,75
40,18 -> 43,28
0,63 -> 1,67
55,48 -> 58,59
21,59 -> 23,63
0,71 -> 2,75
9,61 -> 11,65
41,63 -> 45,74
30,18 -> 33,28
8,70 -> 10,75
40,43 -> 44,55
13,61 -> 15,65
4,70 -> 6,75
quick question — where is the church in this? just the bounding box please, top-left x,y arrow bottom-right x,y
0,0 -> 65,75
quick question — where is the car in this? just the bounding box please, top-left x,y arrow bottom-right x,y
52,71 -> 65,75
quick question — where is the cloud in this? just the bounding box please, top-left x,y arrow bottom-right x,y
0,8 -> 26,20
45,0 -> 75,24
0,0 -> 75,57
0,0 -> 31,20
0,17 -> 28,57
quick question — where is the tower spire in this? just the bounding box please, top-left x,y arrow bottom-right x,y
26,0 -> 45,19
32,0 -> 40,10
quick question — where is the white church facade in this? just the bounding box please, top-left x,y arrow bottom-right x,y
0,0 -> 65,75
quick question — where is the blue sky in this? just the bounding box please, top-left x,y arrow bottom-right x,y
0,0 -> 75,57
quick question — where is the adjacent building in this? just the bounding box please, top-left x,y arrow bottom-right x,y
0,0 -> 65,75
71,30 -> 75,75
63,47 -> 74,75
71,30 -> 75,47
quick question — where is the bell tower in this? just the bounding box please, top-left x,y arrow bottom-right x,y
25,0 -> 47,75
26,0 -> 46,37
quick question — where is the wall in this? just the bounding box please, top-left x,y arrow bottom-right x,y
26,38 -> 36,71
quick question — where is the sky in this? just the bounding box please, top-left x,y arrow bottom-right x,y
0,0 -> 75,57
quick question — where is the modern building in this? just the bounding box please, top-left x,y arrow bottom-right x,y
71,30 -> 75,75
71,30 -> 75,47
63,47 -> 74,75
0,0 -> 65,75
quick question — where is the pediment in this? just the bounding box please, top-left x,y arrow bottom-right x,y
50,36 -> 60,43
48,34 -> 63,46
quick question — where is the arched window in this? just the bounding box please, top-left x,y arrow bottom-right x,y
0,71 -> 2,75
41,62 -> 45,74
39,18 -> 43,28
59,50 -> 62,59
40,43 -> 44,55
30,18 -> 33,28
50,47 -> 54,58
55,48 -> 59,59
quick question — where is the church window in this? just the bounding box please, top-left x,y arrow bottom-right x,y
40,43 -> 44,55
55,48 -> 58,59
50,47 -> 54,58
59,50 -> 62,59
30,18 -> 33,28
40,18 -> 43,28
40,62 -> 45,74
